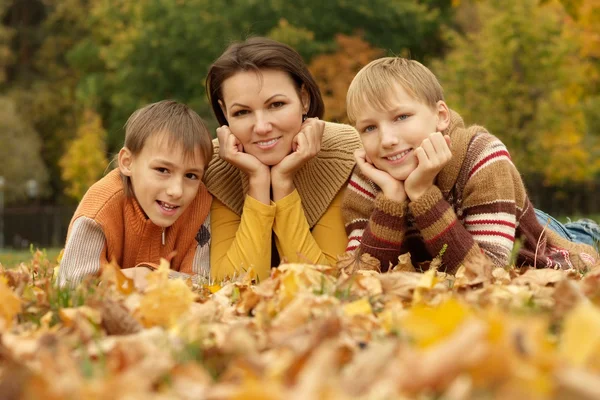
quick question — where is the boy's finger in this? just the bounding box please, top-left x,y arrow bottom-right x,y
420,139 -> 436,160
430,133 -> 449,155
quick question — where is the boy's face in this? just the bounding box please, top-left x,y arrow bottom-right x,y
353,83 -> 449,182
118,133 -> 205,228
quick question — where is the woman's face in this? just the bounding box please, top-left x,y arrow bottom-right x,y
220,69 -> 309,166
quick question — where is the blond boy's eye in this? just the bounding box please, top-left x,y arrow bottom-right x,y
396,114 -> 409,121
363,125 -> 376,133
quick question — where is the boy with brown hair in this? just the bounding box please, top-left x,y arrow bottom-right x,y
57,100 -> 213,287
342,57 -> 598,273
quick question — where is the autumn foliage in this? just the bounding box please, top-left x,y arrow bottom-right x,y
1,250 -> 600,398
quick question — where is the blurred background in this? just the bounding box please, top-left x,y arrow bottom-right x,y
0,0 -> 599,253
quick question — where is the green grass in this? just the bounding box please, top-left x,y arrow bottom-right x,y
557,213 -> 600,224
0,247 -> 62,268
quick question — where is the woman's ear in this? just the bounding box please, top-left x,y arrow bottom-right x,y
218,99 -> 228,123
300,84 -> 310,114
435,100 -> 451,132
118,147 -> 134,176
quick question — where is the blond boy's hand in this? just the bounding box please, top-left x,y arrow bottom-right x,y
354,149 -> 407,203
404,132 -> 452,201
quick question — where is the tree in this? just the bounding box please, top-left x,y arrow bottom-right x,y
59,110 -> 109,201
0,97 -> 49,204
309,34 -> 384,123
432,0 -> 599,185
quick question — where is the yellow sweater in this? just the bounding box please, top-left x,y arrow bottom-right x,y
205,122 -> 361,281
57,169 -> 212,286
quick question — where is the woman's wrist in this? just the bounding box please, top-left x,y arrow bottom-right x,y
272,177 -> 295,201
248,172 -> 271,204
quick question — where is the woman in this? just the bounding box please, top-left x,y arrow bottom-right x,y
204,37 -> 361,281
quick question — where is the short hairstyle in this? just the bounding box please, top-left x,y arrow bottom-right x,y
121,100 -> 213,196
206,37 -> 324,126
346,57 -> 444,125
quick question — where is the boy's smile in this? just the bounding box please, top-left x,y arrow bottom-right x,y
119,133 -> 205,228
354,83 -> 449,182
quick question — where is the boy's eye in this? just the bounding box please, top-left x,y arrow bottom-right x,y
186,173 -> 199,180
232,109 -> 249,117
396,114 -> 409,121
156,167 -> 169,174
269,101 -> 285,108
362,125 -> 376,133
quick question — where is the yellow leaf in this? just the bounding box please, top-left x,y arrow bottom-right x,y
0,276 -> 22,330
101,260 -> 135,294
560,301 -> 600,366
206,284 -> 222,294
138,259 -> 197,328
402,299 -> 470,348
343,297 -> 372,317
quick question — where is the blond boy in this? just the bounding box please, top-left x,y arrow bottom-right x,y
342,57 -> 598,273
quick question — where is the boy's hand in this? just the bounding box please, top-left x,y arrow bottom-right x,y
404,132 -> 452,201
121,266 -> 152,291
354,149 -> 406,203
217,125 -> 269,179
271,118 -> 324,199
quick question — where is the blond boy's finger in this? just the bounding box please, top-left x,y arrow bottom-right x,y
420,139 -> 437,164
430,132 -> 450,158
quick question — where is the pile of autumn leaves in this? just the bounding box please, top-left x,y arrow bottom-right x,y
1,251 -> 600,399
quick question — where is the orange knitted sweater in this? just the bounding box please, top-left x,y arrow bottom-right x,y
58,169 -> 212,286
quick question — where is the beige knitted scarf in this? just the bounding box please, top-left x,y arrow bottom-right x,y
205,122 -> 362,227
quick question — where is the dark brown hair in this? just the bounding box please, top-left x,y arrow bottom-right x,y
206,37 -> 324,126
121,100 -> 213,196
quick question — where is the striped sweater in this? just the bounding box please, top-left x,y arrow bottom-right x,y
57,169 -> 212,287
342,112 -> 598,274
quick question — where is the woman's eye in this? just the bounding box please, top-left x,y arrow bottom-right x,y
232,109 -> 249,117
270,101 -> 285,108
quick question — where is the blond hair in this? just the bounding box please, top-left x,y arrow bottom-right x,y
121,100 -> 213,196
346,57 -> 444,124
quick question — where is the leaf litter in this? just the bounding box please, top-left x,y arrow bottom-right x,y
0,249 -> 600,399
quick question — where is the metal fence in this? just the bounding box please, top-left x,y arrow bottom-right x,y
1,205 -> 76,249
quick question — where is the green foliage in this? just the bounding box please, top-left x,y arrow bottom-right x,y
432,0 -> 600,184
0,97 -> 49,203
59,110 -> 109,201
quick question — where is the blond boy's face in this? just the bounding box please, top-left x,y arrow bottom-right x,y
353,83 -> 449,182
119,133 -> 205,228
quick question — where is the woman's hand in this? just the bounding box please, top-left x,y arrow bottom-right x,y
271,118 -> 325,200
217,125 -> 271,204
404,132 -> 452,201
354,149 -> 407,203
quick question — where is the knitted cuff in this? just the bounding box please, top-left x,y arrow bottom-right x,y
374,193 -> 409,217
408,185 -> 444,217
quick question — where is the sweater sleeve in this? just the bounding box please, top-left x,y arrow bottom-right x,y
57,216 -> 107,288
408,137 -> 519,273
210,196 -> 276,282
341,169 -> 410,271
273,189 -> 347,267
